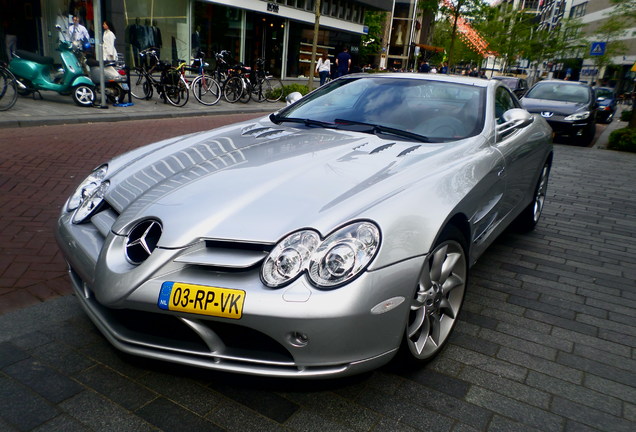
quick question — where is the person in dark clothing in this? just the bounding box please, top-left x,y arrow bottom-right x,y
335,47 -> 351,78
419,60 -> 431,73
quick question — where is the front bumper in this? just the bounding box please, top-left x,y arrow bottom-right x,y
543,117 -> 593,138
57,208 -> 424,378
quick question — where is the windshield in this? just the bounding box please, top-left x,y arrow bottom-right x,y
596,88 -> 614,98
495,77 -> 517,89
276,76 -> 486,142
525,82 -> 590,104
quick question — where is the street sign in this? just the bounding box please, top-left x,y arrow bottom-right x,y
590,42 -> 606,56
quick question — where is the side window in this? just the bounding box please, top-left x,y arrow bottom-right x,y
495,86 -> 518,124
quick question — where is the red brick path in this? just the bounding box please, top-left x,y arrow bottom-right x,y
0,113 -> 262,314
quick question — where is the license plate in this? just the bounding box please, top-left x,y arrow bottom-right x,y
158,282 -> 245,319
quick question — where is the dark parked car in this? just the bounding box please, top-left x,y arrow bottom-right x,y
521,80 -> 597,145
595,87 -> 617,123
491,76 -> 529,98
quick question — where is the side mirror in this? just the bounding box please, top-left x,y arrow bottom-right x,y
286,91 -> 302,106
497,108 -> 533,138
55,24 -> 62,31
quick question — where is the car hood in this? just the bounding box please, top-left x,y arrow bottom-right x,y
103,118 -> 456,247
521,98 -> 589,116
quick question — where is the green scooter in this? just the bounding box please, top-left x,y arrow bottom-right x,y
9,26 -> 95,107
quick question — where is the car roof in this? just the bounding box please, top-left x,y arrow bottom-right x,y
491,76 -> 520,80
533,79 -> 589,87
343,72 -> 491,88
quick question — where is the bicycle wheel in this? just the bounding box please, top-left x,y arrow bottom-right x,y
239,78 -> 251,104
0,67 -> 18,111
162,69 -> 189,107
130,69 -> 152,100
223,76 -> 243,103
251,78 -> 269,103
265,77 -> 284,102
192,74 -> 221,106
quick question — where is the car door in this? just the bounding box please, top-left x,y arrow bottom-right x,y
493,86 -> 547,220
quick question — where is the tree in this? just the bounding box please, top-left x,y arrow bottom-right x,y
359,10 -> 387,67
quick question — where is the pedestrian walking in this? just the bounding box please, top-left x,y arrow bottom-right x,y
68,15 -> 90,50
315,52 -> 331,86
102,21 -> 117,61
335,47 -> 351,78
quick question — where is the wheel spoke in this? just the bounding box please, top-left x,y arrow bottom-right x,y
407,306 -> 425,338
429,312 -> 441,346
439,251 -> 461,284
430,244 -> 448,282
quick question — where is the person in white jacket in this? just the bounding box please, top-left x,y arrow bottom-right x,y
102,21 -> 118,61
315,52 -> 331,86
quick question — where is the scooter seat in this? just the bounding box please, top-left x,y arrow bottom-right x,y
14,50 -> 55,65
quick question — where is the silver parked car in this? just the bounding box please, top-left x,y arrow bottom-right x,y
56,74 -> 553,378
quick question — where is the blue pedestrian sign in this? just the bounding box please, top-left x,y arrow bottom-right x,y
590,42 -> 606,56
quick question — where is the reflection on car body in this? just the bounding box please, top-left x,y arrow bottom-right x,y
491,76 -> 529,98
56,73 -> 553,378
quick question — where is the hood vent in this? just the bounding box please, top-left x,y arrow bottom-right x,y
241,124 -> 294,139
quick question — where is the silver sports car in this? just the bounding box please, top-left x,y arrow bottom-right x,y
56,73 -> 553,378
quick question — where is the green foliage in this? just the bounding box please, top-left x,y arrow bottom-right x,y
608,127 -> 636,152
282,83 -> 309,98
620,110 -> 632,122
360,10 -> 387,63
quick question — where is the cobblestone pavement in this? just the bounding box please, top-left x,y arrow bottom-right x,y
0,102 -> 635,431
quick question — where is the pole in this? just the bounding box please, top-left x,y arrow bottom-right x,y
307,0 -> 321,91
93,0 -> 107,108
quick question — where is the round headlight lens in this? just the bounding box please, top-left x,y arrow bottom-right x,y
262,222 -> 380,288
67,165 -> 108,211
309,221 -> 380,288
262,230 -> 320,287
72,180 -> 109,224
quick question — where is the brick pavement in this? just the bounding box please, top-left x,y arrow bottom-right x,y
0,114 -> 265,314
0,104 -> 635,431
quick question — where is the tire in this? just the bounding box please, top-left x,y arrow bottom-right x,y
0,68 -> 18,111
162,69 -> 189,107
192,74 -> 221,106
252,78 -> 268,103
265,77 -> 284,102
72,85 -> 95,107
239,79 -> 251,104
130,70 -> 152,100
513,161 -> 551,232
223,76 -> 243,103
403,225 -> 468,362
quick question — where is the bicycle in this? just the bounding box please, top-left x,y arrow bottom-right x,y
162,60 -> 190,107
0,62 -> 19,111
223,58 -> 284,104
187,50 -> 222,106
129,48 -> 173,103
253,58 -> 284,103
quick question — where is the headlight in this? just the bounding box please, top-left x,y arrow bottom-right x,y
564,111 -> 590,121
72,181 -> 109,224
67,165 -> 108,211
261,230 -> 320,287
261,221 -> 381,288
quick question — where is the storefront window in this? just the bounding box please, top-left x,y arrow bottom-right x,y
245,12 -> 284,77
286,21 -> 359,78
123,0 -> 187,66
44,0 -> 95,61
193,2 -> 242,66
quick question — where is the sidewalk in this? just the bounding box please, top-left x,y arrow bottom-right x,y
0,90 -> 285,129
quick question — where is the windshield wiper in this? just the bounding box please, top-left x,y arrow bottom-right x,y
334,119 -> 431,143
269,114 -> 335,128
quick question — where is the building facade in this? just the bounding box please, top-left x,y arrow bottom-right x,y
2,0 -> 390,79
538,0 -> 635,90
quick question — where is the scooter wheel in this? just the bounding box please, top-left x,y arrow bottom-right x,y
73,85 -> 95,107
